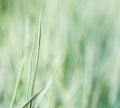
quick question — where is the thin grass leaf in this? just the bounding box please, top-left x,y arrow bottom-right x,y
30,12 -> 42,108
22,59 -> 63,108
9,57 -> 26,108
34,59 -> 63,107
26,26 -> 36,100
22,87 -> 45,108
31,12 -> 42,96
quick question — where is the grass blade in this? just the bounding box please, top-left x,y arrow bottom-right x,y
9,57 -> 26,108
34,59 -> 63,107
22,59 -> 62,108
26,26 -> 36,100
31,12 -> 42,97
22,87 -> 45,108
30,12 -> 42,108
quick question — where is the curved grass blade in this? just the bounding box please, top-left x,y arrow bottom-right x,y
9,57 -> 26,108
34,59 -> 63,107
26,26 -> 36,100
22,87 -> 45,108
31,12 -> 42,97
30,12 -> 42,108
22,59 -> 63,108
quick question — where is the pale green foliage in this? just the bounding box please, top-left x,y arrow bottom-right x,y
0,0 -> 120,108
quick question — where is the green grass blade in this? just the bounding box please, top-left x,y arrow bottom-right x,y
22,87 -> 45,108
34,59 -> 63,107
31,12 -> 42,97
22,59 -> 62,108
9,57 -> 26,108
30,12 -> 42,108
26,27 -> 36,100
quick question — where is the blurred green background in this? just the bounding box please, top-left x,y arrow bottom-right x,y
0,0 -> 120,108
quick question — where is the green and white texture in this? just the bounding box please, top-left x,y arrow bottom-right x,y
0,0 -> 120,108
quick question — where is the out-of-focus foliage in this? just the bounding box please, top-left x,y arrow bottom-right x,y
0,0 -> 120,108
